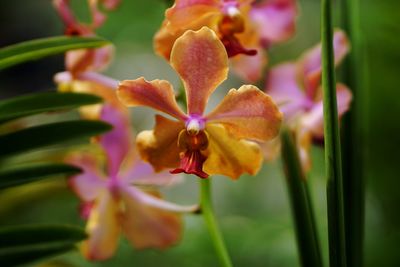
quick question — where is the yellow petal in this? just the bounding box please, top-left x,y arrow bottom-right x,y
81,191 -> 120,261
204,123 -> 263,179
136,115 -> 184,172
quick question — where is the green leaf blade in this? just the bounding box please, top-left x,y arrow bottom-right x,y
0,120 -> 112,158
0,92 -> 102,124
0,36 -> 109,70
0,225 -> 87,267
0,163 -> 81,190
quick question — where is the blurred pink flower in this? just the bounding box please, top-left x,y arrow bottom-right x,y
154,0 -> 297,82
67,104 -> 197,260
264,29 -> 353,171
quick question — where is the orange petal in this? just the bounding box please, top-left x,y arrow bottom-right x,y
170,27 -> 228,115
154,2 -> 220,60
203,123 -> 263,179
81,191 -> 120,261
206,85 -> 282,142
120,188 -> 182,249
117,77 -> 187,121
66,45 -> 114,75
136,115 -> 185,172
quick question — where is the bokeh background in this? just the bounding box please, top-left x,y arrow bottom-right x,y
0,0 -> 399,266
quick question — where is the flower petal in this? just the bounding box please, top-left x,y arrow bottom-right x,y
120,187 -> 182,249
260,136 -> 281,162
99,104 -> 132,177
266,63 -> 308,122
203,124 -> 263,179
55,74 -> 123,119
66,45 -> 114,75
299,29 -> 350,98
250,0 -> 297,44
206,85 -> 282,142
170,27 -> 228,115
66,153 -> 106,202
81,191 -> 121,261
121,160 -> 182,186
301,83 -> 352,138
136,115 -> 185,172
117,77 -> 187,121
230,49 -> 267,82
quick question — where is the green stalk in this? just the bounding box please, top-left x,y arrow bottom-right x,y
281,129 -> 323,267
200,178 -> 233,267
321,0 -> 347,266
341,0 -> 366,266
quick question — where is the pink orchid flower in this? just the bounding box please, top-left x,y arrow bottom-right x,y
117,27 -> 282,179
154,0 -> 297,82
265,29 -> 353,171
67,104 -> 197,260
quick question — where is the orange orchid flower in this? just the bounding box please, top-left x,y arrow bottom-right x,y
117,27 -> 282,179
154,0 -> 297,82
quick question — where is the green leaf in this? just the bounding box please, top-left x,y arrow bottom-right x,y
0,225 -> 86,267
0,163 -> 81,190
0,36 -> 109,70
321,0 -> 347,265
0,120 -> 112,158
0,92 -> 102,124
280,128 -> 323,267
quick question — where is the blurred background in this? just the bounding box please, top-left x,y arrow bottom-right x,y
0,0 -> 399,266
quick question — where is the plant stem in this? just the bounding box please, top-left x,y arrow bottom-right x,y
200,178 -> 233,267
341,0 -> 366,265
321,0 -> 347,266
281,128 -> 323,267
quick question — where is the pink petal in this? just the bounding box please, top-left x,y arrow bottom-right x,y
99,104 -> 132,177
266,63 -> 308,121
121,160 -> 182,186
299,29 -> 350,99
66,45 -> 114,75
301,83 -> 352,138
170,27 -> 228,115
230,49 -> 267,82
66,153 -> 106,202
206,84 -> 282,141
81,191 -> 121,261
117,78 -> 187,121
250,0 -> 297,44
120,187 -> 182,249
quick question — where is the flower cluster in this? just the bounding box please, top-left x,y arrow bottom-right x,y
53,0 -> 353,262
155,0 -> 297,81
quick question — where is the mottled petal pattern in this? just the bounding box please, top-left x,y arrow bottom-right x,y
170,27 -> 228,115
118,78 -> 187,121
206,85 -> 282,141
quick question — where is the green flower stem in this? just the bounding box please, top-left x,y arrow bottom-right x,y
341,0 -> 366,266
200,178 -> 233,267
281,129 -> 323,267
321,0 -> 347,266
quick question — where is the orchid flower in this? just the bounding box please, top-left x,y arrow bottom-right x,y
265,29 -> 352,171
53,0 -> 122,119
154,0 -> 297,82
67,104 -> 197,261
117,27 -> 282,179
